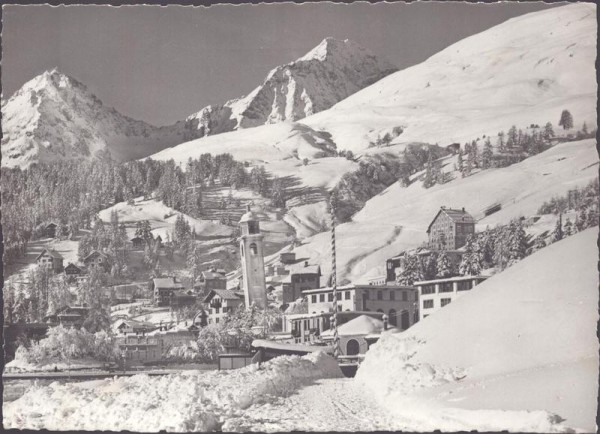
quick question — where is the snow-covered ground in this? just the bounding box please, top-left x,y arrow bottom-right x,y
293,138 -> 598,283
3,352 -> 342,432
356,228 -> 599,432
98,197 -> 233,239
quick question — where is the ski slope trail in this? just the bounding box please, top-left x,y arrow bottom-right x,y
222,378 -> 410,432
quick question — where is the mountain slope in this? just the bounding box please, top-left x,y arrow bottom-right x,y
302,3 -> 597,152
1,69 -> 188,168
181,38 -> 397,138
357,228 -> 599,432
291,138 -> 598,284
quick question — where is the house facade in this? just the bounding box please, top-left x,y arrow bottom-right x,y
283,263 -> 321,303
427,207 -> 475,250
83,250 -> 110,272
152,277 -> 185,306
196,270 -> 227,292
302,284 -> 419,330
415,275 -> 488,319
203,289 -> 244,325
36,249 -> 64,273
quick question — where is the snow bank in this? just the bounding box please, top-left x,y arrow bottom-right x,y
4,351 -> 342,432
356,228 -> 598,432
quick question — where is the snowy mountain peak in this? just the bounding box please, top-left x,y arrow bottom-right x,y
1,69 -> 183,168
183,37 -> 397,136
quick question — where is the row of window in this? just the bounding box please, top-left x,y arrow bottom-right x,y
421,280 -> 474,294
423,298 -> 452,309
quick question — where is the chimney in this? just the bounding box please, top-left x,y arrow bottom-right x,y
304,260 -> 309,267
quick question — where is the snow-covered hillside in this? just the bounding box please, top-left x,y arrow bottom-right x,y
1,69 -> 186,168
182,38 -> 397,137
357,228 -> 599,432
292,138 -> 598,284
302,3 -> 597,152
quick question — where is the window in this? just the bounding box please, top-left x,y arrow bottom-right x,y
421,284 -> 435,295
319,294 -> 325,302
423,300 -> 434,309
344,291 -> 351,300
215,318 -> 219,323
441,298 -> 452,307
390,291 -> 395,300
402,291 -> 407,301
311,295 -> 317,303
457,280 -> 473,291
328,293 -> 333,302
439,282 -> 453,293
363,290 -> 369,300
215,307 -> 220,314
249,243 -> 258,255
377,291 -> 383,300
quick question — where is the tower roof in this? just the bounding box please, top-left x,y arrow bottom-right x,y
239,204 -> 260,223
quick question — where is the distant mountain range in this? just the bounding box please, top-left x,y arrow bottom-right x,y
1,38 -> 397,168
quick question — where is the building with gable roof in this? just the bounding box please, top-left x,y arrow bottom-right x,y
427,206 -> 475,250
35,248 -> 64,273
203,288 -> 244,325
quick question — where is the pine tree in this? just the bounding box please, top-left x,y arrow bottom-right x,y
553,213 -> 564,242
423,152 -> 436,188
481,138 -> 493,169
507,126 -> 518,149
506,220 -> 528,266
558,110 -> 573,130
459,236 -> 483,276
582,122 -> 588,136
396,254 -> 424,286
543,122 -> 555,140
424,252 -> 438,280
436,251 -> 455,278
563,217 -> 573,236
497,131 -> 506,154
463,144 -> 473,178
457,148 -> 464,174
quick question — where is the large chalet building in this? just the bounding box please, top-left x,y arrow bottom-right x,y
427,206 -> 475,250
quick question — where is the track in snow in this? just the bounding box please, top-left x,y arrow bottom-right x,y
222,378 -> 410,432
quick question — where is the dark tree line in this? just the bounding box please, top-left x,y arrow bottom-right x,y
2,153 -> 253,264
331,146 -> 448,222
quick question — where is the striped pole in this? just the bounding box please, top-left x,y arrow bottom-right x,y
330,195 -> 340,359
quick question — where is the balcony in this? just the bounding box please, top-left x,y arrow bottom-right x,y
210,300 -> 222,309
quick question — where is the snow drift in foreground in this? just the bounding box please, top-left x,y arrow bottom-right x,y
4,352 -> 342,432
356,228 -> 599,432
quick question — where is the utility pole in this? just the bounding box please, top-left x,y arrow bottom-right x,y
329,195 -> 340,359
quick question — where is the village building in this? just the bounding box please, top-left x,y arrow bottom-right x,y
83,250 -> 110,272
35,248 -> 64,273
44,222 -> 58,238
196,269 -> 227,293
203,289 -> 244,324
64,262 -> 83,276
114,319 -> 158,335
151,277 -> 185,306
283,261 -> 321,304
44,305 -> 90,328
279,252 -> 296,264
415,275 -> 488,319
169,289 -> 198,308
427,206 -> 475,250
320,314 -> 399,356
302,284 -> 419,330
130,236 -> 144,250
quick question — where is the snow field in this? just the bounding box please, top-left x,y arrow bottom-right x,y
3,351 -> 342,432
356,228 -> 599,432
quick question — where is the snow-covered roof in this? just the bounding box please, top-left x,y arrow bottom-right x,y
321,315 -> 399,338
83,250 -> 107,262
201,271 -> 226,280
414,275 -> 489,285
204,289 -> 243,302
427,207 -> 475,233
153,277 -> 184,289
35,248 -> 64,261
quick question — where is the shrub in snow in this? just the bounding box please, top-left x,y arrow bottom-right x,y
9,325 -> 120,367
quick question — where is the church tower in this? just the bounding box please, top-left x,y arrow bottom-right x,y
239,205 -> 267,309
